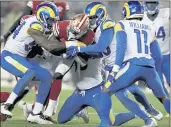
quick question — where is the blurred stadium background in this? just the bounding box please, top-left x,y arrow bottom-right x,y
0,0 -> 170,88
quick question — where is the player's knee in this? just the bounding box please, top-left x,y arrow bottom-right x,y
40,69 -> 53,83
25,69 -> 36,79
53,72 -> 63,80
57,111 -> 68,124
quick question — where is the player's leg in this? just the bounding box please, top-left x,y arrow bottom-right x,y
87,84 -> 135,127
43,79 -> 62,117
144,67 -> 170,114
128,84 -> 163,120
57,89 -> 85,123
106,62 -> 142,93
162,54 -> 170,86
43,59 -> 75,117
26,63 -> 53,124
1,51 -> 35,117
115,89 -> 151,120
102,63 -> 158,127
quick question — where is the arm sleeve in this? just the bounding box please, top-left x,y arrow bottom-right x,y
79,28 -> 114,53
114,31 -> 127,66
150,40 -> 163,69
150,40 -> 164,84
150,40 -> 163,70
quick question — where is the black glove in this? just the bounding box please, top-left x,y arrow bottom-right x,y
27,45 -> 43,58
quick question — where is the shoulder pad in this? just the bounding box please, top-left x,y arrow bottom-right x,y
114,21 -> 125,33
30,22 -> 44,32
101,20 -> 115,31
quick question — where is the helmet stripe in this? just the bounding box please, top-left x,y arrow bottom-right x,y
90,4 -> 101,16
78,15 -> 88,29
124,3 -> 130,19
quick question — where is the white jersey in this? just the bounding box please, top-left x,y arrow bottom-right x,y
143,8 -> 170,55
76,20 -> 115,90
4,16 -> 44,57
119,19 -> 155,62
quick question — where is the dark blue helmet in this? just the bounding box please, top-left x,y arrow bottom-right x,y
144,1 -> 159,15
85,2 -> 107,29
122,1 -> 144,19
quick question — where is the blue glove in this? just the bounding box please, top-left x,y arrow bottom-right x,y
104,65 -> 120,88
66,46 -> 80,59
107,72 -> 117,83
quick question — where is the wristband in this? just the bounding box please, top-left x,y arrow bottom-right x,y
112,64 -> 120,72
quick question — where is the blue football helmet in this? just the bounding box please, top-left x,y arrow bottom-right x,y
122,1 -> 144,19
85,2 -> 107,29
36,2 -> 59,29
144,1 -> 159,15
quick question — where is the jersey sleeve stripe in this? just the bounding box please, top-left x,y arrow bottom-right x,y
55,23 -> 59,36
53,24 -> 57,36
118,22 -> 125,30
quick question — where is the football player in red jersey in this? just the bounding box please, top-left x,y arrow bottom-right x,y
2,0 -> 69,43
18,13 -> 95,123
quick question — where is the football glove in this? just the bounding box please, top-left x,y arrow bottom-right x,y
66,46 -> 80,59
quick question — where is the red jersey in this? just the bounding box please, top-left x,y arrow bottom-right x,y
27,1 -> 69,19
53,20 -> 95,45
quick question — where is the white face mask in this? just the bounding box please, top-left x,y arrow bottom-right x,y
68,31 -> 77,40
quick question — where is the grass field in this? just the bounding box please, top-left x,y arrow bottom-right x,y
1,87 -> 170,127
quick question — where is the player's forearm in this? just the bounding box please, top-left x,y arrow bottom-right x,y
150,40 -> 163,71
28,29 -> 66,51
150,40 -> 163,63
114,31 -> 127,66
80,28 -> 114,53
85,52 -> 103,59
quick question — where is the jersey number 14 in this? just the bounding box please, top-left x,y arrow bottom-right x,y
134,29 -> 148,54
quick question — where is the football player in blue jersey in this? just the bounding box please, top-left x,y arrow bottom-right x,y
100,1 -> 170,127
0,2 -> 60,124
66,1 -> 166,127
59,2 -> 138,127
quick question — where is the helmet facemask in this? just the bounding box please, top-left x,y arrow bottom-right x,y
145,2 -> 159,15
67,14 -> 89,40
67,22 -> 88,40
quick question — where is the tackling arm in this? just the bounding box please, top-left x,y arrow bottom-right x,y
79,28 -> 114,53
28,28 -> 67,52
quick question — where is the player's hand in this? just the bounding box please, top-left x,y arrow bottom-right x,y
107,72 -> 117,83
66,46 -> 80,59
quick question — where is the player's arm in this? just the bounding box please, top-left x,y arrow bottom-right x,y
79,21 -> 115,53
27,22 -> 67,52
3,4 -> 32,42
112,22 -> 127,71
150,39 -> 164,84
104,22 -> 127,88
150,39 -> 163,71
